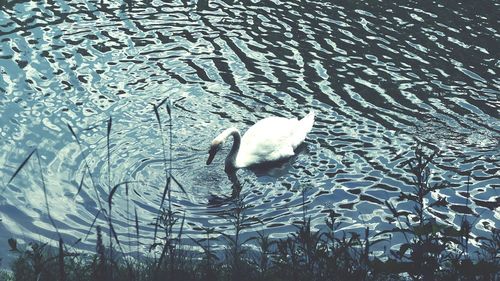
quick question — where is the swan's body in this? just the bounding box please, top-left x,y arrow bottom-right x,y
207,111 -> 315,172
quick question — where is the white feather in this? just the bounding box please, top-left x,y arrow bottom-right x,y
207,111 -> 315,170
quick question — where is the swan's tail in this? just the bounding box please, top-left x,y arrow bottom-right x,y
302,110 -> 315,132
292,110 -> 315,148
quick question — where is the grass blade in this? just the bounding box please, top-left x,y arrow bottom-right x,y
135,206 -> 140,261
159,177 -> 171,212
133,189 -> 142,197
66,123 -> 80,145
107,116 -> 112,138
153,177 -> 170,244
108,181 -> 132,208
172,96 -> 186,105
171,175 -> 187,194
58,238 -> 66,281
66,124 -> 106,214
73,170 -> 86,200
106,116 -> 113,280
71,238 -> 82,246
177,213 -> 186,240
109,222 -> 121,246
35,150 -> 61,239
157,97 -> 169,108
84,210 -> 101,241
134,206 -> 140,241
126,182 -> 131,253
166,98 -> 172,118
106,116 -> 112,193
109,222 -> 133,272
152,104 -> 161,129
7,148 -> 36,185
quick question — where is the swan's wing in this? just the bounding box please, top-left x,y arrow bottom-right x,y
290,111 -> 315,148
235,117 -> 301,167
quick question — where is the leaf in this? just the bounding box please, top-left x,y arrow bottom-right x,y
385,200 -> 398,217
428,196 -> 448,208
243,236 -> 257,245
158,176 -> 171,210
67,123 -> 81,145
8,238 -> 17,252
84,210 -> 101,241
152,104 -> 161,127
110,223 -> 121,246
413,224 -> 431,236
171,175 -> 187,194
398,243 -> 411,257
157,97 -> 169,108
134,207 -> 140,239
133,189 -> 142,197
177,213 -> 185,240
74,171 -> 86,199
107,116 -> 112,137
8,148 -> 36,184
71,238 -> 82,246
374,227 -> 412,237
172,97 -> 186,105
35,150 -> 61,240
108,181 -> 132,207
166,98 -> 172,117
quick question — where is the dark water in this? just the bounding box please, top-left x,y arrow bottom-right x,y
0,0 -> 498,257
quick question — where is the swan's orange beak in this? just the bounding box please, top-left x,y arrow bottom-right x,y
206,145 -> 218,165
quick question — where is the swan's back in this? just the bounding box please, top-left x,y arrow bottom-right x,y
234,111 -> 315,168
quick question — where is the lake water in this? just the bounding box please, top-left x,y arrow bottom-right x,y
0,0 -> 498,258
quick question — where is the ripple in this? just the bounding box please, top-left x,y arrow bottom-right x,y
0,0 -> 498,260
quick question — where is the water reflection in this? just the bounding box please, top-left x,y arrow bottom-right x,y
0,0 -> 498,258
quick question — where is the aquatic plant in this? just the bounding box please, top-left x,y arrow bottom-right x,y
191,227 -> 219,281
217,197 -> 259,281
373,144 -> 499,281
2,109 -> 498,281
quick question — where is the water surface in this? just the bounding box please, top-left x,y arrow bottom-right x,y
0,0 -> 498,256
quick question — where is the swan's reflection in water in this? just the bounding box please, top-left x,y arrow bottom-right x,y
206,168 -> 242,206
207,144 -> 309,206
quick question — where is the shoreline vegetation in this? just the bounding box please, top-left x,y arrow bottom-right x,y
1,99 -> 498,281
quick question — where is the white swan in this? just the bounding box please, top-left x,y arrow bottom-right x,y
207,111 -> 315,173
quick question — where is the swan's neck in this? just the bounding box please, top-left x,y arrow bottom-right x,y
218,128 -> 241,172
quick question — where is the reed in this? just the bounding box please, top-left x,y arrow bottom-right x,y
252,231 -> 274,280
58,238 -> 65,281
190,227 -> 218,281
67,122 -> 111,247
2,113 -> 498,281
4,203 -> 499,281
218,198 -> 256,281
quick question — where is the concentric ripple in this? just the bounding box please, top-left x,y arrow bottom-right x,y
0,0 -> 498,258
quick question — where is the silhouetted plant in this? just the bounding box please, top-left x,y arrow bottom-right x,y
251,231 -> 275,280
4,124 -> 499,281
92,225 -> 107,281
372,144 -> 500,281
218,198 -> 258,281
191,227 -> 219,281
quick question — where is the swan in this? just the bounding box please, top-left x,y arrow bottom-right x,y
206,111 -> 315,173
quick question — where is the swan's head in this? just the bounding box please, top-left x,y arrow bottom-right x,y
207,127 -> 239,165
206,139 -> 223,165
